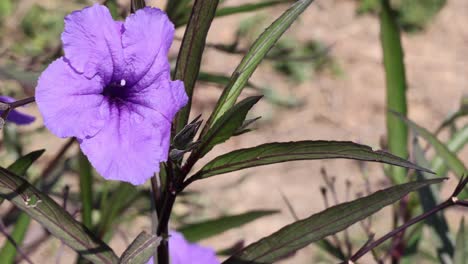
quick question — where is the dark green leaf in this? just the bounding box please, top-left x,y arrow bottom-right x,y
454,218 -> 468,264
431,125 -> 468,177
413,139 -> 454,259
381,0 -> 408,184
195,141 -> 433,179
223,178 -> 444,263
198,96 -> 262,157
0,211 -> 31,264
0,167 -> 118,264
315,238 -> 346,261
198,71 -> 261,91
205,0 -> 315,129
178,210 -> 278,242
0,150 -> 45,263
173,0 -> 220,133
199,72 -> 302,108
7,149 -> 45,176
215,0 -> 293,17
393,112 -> 467,178
119,232 -> 161,264
78,151 -> 93,229
96,183 -> 142,242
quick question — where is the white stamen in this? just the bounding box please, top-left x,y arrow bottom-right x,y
120,79 -> 126,86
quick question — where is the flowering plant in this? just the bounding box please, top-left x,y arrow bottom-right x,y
0,1 -> 466,264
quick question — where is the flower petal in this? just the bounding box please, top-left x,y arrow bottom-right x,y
122,7 -> 174,87
169,231 -> 219,264
6,110 -> 35,125
127,78 -> 188,123
79,103 -> 170,185
147,231 -> 219,264
35,58 -> 109,138
62,4 -> 124,82
0,96 -> 35,125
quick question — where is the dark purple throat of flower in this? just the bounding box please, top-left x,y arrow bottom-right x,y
102,79 -> 132,104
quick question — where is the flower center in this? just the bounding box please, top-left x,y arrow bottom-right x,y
102,79 -> 131,102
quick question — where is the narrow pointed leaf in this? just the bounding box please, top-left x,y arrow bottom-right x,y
0,167 -> 118,264
0,213 -> 30,264
315,238 -> 346,261
173,0 -> 220,133
119,232 -> 161,264
454,218 -> 468,264
223,178 -> 444,264
0,150 -> 45,262
178,210 -> 278,242
198,96 -> 262,157
7,149 -> 45,176
96,183 -> 142,242
79,151 -> 93,229
431,125 -> 468,177
198,71 -> 261,91
205,0 -> 315,129
215,0 -> 293,18
393,112 -> 467,178
413,139 -> 455,259
195,141 -> 433,179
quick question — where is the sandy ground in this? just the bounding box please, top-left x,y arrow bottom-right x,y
1,0 -> 467,263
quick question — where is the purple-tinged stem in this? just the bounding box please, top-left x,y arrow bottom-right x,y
348,197 -> 460,262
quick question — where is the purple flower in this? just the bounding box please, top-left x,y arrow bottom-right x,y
35,5 -> 188,185
147,231 -> 219,264
0,96 -> 35,125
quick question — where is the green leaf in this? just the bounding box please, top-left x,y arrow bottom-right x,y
178,210 -> 278,242
315,238 -> 346,261
7,149 -> 45,176
177,0 -> 293,26
392,112 -> 467,178
119,232 -> 161,264
198,72 -> 303,108
380,0 -> 409,184
172,0 -> 220,133
166,0 -> 192,24
194,141 -> 433,179
0,167 -> 118,264
454,218 -> 468,264
198,96 -> 262,157
222,178 -> 444,263
204,0 -> 315,129
413,139 -> 454,259
0,213 -> 31,264
198,71 -> 261,91
79,151 -> 93,229
215,0 -> 293,18
0,150 -> 45,263
96,183 -> 142,242
431,125 -> 468,177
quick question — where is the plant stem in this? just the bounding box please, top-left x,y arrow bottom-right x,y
349,199 -> 454,262
38,138 -> 75,182
10,97 -> 35,109
380,0 -> 408,185
78,151 -> 93,229
150,176 -> 161,264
